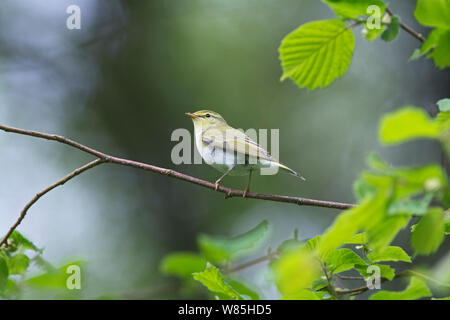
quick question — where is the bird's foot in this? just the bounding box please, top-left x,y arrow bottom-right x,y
243,188 -> 250,199
214,181 -> 220,191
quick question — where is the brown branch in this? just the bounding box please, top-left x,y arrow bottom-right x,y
385,8 -> 426,43
0,123 -> 355,245
0,158 -> 105,246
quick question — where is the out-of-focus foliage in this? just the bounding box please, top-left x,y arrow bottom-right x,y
280,0 -> 450,90
159,98 -> 450,300
0,231 -> 82,299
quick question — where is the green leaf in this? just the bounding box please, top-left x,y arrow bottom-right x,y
9,231 -> 41,252
370,277 -> 432,300
366,215 -> 411,251
6,254 -> 30,275
326,248 -> 366,274
363,23 -> 386,41
26,260 -> 84,289
159,252 -> 206,278
279,19 -> 355,90
225,278 -> 259,300
318,190 -> 388,259
409,48 -> 424,61
414,0 -> 450,29
368,246 -> 411,263
379,107 -> 440,144
381,15 -> 400,42
387,193 -> 433,216
0,257 -> 9,291
356,264 -> 396,281
281,289 -> 321,300
445,212 -> 450,235
192,263 -> 242,300
272,247 -> 321,295
198,220 -> 270,264
430,30 -> 450,69
421,28 -> 445,55
322,0 -> 386,19
411,208 -> 445,255
437,98 -> 450,112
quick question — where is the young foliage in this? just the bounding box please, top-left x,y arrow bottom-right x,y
322,0 -> 386,19
192,263 -> 242,300
279,19 -> 355,90
411,208 -> 446,255
370,277 -> 432,300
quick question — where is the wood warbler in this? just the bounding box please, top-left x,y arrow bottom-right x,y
186,110 -> 305,197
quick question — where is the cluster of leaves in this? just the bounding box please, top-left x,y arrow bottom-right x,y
0,231 -> 83,299
279,0 -> 450,90
160,99 -> 450,300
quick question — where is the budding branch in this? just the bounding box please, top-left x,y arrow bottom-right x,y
0,123 -> 354,246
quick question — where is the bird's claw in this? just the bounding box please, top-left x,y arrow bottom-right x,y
243,188 -> 249,199
214,182 -> 220,191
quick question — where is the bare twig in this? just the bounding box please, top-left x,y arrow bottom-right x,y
385,8 -> 426,43
0,123 -> 355,245
223,251 -> 279,274
0,158 -> 105,246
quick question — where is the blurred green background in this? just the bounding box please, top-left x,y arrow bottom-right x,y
0,0 -> 448,299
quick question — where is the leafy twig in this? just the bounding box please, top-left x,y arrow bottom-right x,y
385,8 -> 426,43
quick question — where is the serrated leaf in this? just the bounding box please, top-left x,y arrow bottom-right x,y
370,277 -> 431,300
198,220 -> 270,264
414,0 -> 450,29
381,15 -> 400,42
379,107 -> 440,144
368,246 -> 411,263
192,263 -> 242,300
411,208 -> 445,255
326,248 -> 366,274
322,0 -> 386,19
437,98 -> 450,112
159,252 -> 206,278
272,247 -> 321,295
6,254 -> 30,275
279,19 -> 355,90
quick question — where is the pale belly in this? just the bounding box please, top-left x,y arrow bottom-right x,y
197,143 -> 272,176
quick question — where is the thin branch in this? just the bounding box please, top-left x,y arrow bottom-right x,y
385,8 -> 426,43
0,123 -> 354,245
223,251 -> 279,274
0,158 -> 105,246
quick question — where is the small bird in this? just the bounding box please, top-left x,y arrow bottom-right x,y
186,110 -> 305,197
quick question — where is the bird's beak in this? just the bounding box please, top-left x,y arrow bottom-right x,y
185,112 -> 198,119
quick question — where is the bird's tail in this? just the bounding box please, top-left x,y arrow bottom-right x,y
274,162 -> 306,181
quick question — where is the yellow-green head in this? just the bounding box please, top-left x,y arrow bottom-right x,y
185,110 -> 228,129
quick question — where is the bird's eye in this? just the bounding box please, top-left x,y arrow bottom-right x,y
205,114 -> 211,118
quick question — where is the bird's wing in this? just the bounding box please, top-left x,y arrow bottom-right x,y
202,128 -> 275,161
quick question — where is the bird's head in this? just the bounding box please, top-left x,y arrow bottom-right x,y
185,110 -> 227,129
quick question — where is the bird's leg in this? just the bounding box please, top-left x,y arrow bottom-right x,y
243,170 -> 253,198
214,166 -> 234,191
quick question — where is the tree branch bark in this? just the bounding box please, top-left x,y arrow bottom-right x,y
0,123 -> 355,246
